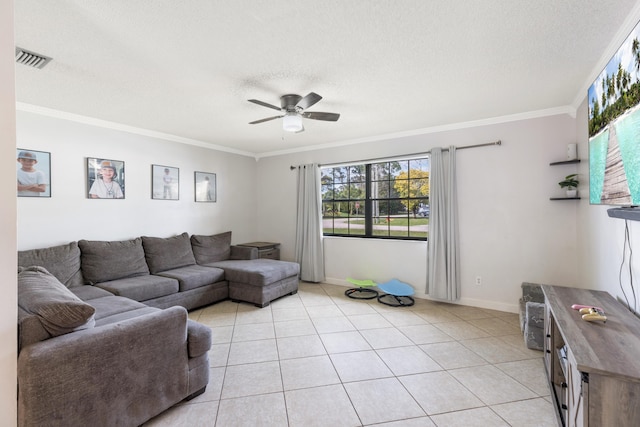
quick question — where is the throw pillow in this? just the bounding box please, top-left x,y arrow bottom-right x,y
18,241 -> 84,287
190,231 -> 232,264
78,238 -> 150,284
18,266 -> 96,337
142,232 -> 196,274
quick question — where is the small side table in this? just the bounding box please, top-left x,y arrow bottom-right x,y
237,242 -> 280,260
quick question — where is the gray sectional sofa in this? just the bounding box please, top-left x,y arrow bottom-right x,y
16,231 -> 300,427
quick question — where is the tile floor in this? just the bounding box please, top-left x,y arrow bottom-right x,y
145,282 -> 558,426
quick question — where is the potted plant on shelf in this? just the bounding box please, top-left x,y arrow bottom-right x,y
559,174 -> 579,197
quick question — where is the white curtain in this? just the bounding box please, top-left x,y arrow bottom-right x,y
295,164 -> 325,282
427,147 -> 460,300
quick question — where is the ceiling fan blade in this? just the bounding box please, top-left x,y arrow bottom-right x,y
248,99 -> 282,111
249,115 -> 283,124
296,92 -> 322,110
302,111 -> 340,121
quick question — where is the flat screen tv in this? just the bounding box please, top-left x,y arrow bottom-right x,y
588,20 -> 640,207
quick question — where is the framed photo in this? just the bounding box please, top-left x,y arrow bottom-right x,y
194,171 -> 216,202
17,148 -> 51,198
87,157 -> 125,199
152,164 -> 179,200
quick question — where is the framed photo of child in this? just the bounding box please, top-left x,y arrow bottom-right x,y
194,171 -> 216,202
152,164 -> 179,200
87,157 -> 125,199
17,149 -> 51,198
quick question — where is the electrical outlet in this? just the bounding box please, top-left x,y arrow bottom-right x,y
475,276 -> 482,286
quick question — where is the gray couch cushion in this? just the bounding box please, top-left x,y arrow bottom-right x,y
95,306 -> 160,327
95,275 -> 179,302
142,232 -> 196,274
87,295 -> 150,321
230,245 -> 258,260
18,266 -> 96,337
78,238 -> 150,283
156,264 -> 225,292
18,241 -> 84,287
70,285 -> 114,301
191,231 -> 232,264
208,259 -> 300,286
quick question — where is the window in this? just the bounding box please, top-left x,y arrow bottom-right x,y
321,158 -> 430,240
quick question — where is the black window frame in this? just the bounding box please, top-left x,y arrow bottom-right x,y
321,158 -> 430,241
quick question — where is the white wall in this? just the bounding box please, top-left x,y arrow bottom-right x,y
16,111 -> 258,249
1,0 -> 17,424
256,113 -> 579,312
576,98 -> 640,313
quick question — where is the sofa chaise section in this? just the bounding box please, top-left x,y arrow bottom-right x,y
207,259 -> 298,307
192,232 -> 300,307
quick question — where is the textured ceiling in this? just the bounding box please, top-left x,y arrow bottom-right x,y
13,0 -> 640,157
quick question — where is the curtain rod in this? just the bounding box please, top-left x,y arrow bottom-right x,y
289,139 -> 501,170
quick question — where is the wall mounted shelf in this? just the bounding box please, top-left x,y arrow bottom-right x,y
550,159 -> 581,200
550,159 -> 581,166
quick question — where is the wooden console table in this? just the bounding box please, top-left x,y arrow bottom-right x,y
541,285 -> 640,426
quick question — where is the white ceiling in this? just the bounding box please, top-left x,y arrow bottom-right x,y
13,0 -> 640,157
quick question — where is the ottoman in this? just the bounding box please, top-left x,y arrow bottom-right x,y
209,259 -> 300,307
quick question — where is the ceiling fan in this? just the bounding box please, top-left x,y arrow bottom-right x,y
248,92 -> 340,133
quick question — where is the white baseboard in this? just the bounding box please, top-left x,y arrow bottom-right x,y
451,297 -> 519,314
323,277 -> 519,314
324,277 -> 359,287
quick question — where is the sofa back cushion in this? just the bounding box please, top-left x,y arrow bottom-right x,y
142,232 -> 196,274
18,266 -> 96,338
18,241 -> 84,287
78,238 -> 150,283
190,231 -> 232,264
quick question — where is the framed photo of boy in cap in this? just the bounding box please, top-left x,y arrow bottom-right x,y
17,149 -> 51,198
87,157 -> 125,199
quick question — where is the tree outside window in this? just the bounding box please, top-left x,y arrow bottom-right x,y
321,158 -> 429,240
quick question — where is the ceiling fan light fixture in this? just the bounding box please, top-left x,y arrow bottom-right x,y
283,113 -> 303,132
249,92 -> 338,133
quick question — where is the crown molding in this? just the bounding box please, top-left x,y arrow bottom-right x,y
256,106 -> 576,159
16,102 -> 256,158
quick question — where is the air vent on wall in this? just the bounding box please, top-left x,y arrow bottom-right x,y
15,47 -> 52,69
